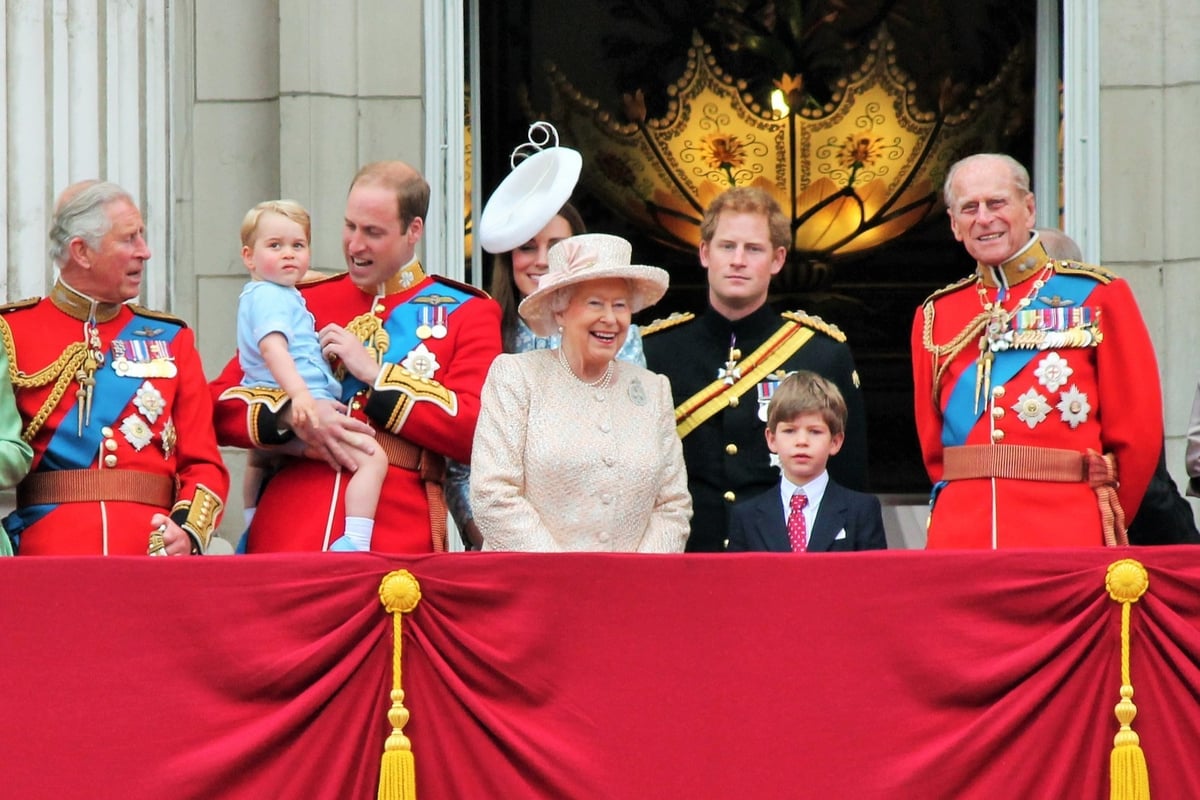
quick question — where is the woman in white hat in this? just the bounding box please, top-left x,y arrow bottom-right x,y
470,233 -> 692,552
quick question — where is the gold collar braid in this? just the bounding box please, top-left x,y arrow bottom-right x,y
49,279 -> 124,323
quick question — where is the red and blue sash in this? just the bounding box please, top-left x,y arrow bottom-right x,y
941,273 -> 1097,448
4,312 -> 183,541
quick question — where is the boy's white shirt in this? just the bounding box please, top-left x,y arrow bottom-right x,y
778,470 -> 830,535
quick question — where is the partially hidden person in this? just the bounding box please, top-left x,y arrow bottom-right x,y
444,130 -> 645,547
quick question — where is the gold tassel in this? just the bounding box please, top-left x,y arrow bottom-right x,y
1105,559 -> 1151,800
377,570 -> 423,800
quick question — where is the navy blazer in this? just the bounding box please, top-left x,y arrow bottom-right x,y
726,479 -> 887,552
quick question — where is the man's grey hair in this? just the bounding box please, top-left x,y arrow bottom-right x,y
48,181 -> 135,266
942,153 -> 1032,211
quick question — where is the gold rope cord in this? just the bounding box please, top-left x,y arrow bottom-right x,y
920,302 -> 991,405
0,319 -> 88,442
377,570 -> 423,800
1105,558 -> 1151,800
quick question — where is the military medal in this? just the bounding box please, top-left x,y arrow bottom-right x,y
401,343 -> 441,380
415,307 -> 434,340
757,374 -> 782,423
430,307 -> 448,339
111,339 -> 176,379
718,335 -> 742,385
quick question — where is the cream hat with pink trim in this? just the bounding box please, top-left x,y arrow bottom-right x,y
517,233 -> 669,336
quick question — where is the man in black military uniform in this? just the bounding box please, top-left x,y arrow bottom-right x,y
644,187 -> 868,552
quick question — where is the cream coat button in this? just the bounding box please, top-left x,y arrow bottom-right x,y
991,429 -> 1005,443
723,491 -> 736,502
104,454 -> 118,467
725,444 -> 738,455
104,439 -> 118,451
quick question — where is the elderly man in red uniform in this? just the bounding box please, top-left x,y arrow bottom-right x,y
210,161 -> 502,553
1,181 -> 228,555
912,153 -> 1161,548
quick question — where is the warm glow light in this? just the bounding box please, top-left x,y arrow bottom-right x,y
770,89 -> 790,119
544,29 -> 1025,266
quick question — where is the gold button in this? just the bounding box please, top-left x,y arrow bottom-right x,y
104,454 -> 118,467
992,385 -> 1006,399
725,444 -> 738,456
374,304 -> 385,314
991,429 -> 1005,443
723,491 -> 736,503
730,349 -> 742,360
104,439 -> 118,452
351,401 -> 362,410
991,407 -> 1004,420
728,396 -> 739,408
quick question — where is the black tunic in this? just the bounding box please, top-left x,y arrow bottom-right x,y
644,304 -> 869,552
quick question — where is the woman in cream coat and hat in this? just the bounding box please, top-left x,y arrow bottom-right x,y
470,233 -> 692,552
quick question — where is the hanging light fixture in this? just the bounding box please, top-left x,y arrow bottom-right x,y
542,27 -> 1027,284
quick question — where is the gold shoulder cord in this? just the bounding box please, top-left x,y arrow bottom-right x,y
0,317 -> 88,442
920,301 -> 991,406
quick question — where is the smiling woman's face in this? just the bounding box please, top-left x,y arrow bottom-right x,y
554,278 -> 632,378
511,214 -> 576,299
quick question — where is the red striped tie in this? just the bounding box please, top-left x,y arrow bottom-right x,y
788,491 -> 809,552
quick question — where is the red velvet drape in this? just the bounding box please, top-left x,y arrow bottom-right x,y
4,549 -> 1200,799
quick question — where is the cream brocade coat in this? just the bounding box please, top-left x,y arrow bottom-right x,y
471,350 -> 692,552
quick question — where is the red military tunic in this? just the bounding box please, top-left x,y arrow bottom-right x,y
210,261 -> 502,553
1,282 -> 228,555
911,240 -> 1161,548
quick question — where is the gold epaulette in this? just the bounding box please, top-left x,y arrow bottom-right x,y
433,274 -> 491,299
0,297 -> 40,314
922,275 -> 976,306
1054,260 -> 1117,284
640,311 -> 694,336
128,304 -> 189,327
781,310 -> 846,343
298,269 -> 343,286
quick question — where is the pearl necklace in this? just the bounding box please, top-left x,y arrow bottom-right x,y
557,345 -> 614,391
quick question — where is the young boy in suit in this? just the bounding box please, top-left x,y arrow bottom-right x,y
727,371 -> 887,552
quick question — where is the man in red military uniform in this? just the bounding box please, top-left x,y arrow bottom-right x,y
1,181 -> 228,555
912,153 -> 1161,548
210,161 -> 502,553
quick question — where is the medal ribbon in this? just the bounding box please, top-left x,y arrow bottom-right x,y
5,312 -> 182,537
941,273 -> 1097,447
338,283 -> 474,402
675,323 -> 815,439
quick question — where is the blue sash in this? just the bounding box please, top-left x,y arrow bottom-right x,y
941,274 -> 1097,448
3,312 -> 183,542
339,283 -> 475,400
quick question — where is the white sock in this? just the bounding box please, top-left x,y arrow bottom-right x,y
243,507 -> 257,525
342,516 -> 375,550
